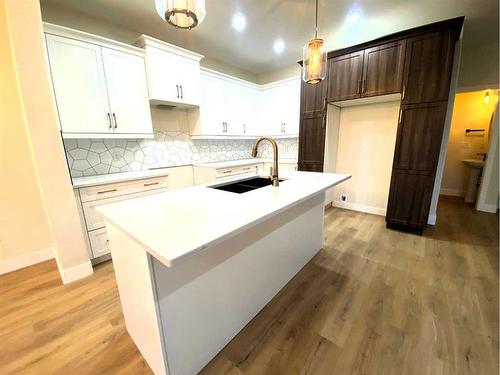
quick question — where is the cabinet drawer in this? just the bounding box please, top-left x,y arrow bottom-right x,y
82,186 -> 169,231
88,228 -> 110,258
79,175 -> 169,202
215,164 -> 261,179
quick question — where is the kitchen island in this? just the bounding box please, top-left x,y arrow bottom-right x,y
97,170 -> 350,375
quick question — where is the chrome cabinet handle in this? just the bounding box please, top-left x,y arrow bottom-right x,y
107,113 -> 112,129
97,188 -> 117,194
398,109 -> 403,125
243,123 -> 246,133
362,79 -> 366,93
402,84 -> 406,100
283,123 -> 286,133
112,113 -> 117,129
357,79 -> 361,95
176,84 -> 179,98
144,182 -> 160,187
223,170 -> 232,174
180,85 -> 183,99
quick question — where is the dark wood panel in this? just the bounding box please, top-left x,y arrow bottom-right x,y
300,78 -> 327,117
393,102 -> 448,171
325,17 -> 463,59
326,51 -> 364,102
298,115 -> 326,172
402,31 -> 455,104
362,40 -> 406,97
386,170 -> 435,228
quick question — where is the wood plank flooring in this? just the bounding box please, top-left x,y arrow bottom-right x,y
0,196 -> 497,374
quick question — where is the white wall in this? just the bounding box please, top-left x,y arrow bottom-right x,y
325,101 -> 400,216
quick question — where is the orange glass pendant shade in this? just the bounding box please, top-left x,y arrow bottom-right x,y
302,38 -> 327,84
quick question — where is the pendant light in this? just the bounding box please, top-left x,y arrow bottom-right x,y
302,0 -> 327,84
155,0 -> 206,30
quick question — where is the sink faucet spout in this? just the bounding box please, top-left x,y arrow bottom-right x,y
252,136 -> 279,186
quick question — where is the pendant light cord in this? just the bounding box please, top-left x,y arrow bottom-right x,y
315,0 -> 318,39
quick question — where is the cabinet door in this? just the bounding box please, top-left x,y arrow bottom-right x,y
402,31 -> 455,104
197,75 -> 222,135
362,41 -> 406,97
282,79 -> 301,135
298,115 -> 326,172
386,171 -> 434,228
300,77 -> 327,117
101,48 -> 153,136
45,34 -> 111,135
393,102 -> 448,171
178,58 -> 201,106
241,86 -> 259,136
326,51 -> 364,102
260,87 -> 282,135
146,46 -> 181,103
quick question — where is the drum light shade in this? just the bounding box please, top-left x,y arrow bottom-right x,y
155,0 -> 206,30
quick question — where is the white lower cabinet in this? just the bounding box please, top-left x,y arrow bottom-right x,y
88,228 -> 111,258
193,163 -> 264,185
74,166 -> 194,262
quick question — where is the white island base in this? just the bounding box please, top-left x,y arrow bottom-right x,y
100,171 -> 350,375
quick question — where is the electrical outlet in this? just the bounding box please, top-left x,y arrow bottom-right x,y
341,195 -> 347,201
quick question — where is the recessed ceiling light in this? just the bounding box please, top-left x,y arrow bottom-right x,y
345,10 -> 362,24
273,39 -> 285,54
232,13 -> 246,32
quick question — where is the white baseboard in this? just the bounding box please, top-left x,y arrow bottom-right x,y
440,188 -> 464,197
59,260 -> 93,284
476,202 -> 498,213
0,247 -> 54,275
427,213 -> 437,225
332,200 -> 386,216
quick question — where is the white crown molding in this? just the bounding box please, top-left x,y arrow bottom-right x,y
259,76 -> 301,90
200,67 -> 260,89
135,34 -> 204,61
43,23 -> 145,57
0,247 -> 54,275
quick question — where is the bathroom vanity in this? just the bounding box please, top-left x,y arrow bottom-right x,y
97,170 -> 349,375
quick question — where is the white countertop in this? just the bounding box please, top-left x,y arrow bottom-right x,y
72,159 -> 298,188
194,158 -> 298,169
72,168 -> 174,188
97,171 -> 350,268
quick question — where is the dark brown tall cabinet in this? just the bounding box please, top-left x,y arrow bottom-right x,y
298,17 -> 464,233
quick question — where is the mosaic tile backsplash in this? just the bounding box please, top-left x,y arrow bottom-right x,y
64,132 -> 298,178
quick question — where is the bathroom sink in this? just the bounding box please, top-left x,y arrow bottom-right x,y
210,177 -> 285,194
462,159 -> 485,169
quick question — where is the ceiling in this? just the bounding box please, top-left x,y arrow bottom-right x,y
39,0 -> 498,77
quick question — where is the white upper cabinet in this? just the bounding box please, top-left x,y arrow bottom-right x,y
44,24 -> 154,138
135,35 -> 204,108
45,34 -> 111,136
188,70 -> 260,138
259,78 -> 301,137
101,48 -> 153,136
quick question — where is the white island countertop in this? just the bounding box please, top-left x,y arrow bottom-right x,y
97,171 -> 350,267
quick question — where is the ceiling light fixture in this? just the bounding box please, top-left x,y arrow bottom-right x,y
232,12 -> 246,32
155,0 -> 206,30
273,39 -> 285,54
302,0 -> 327,84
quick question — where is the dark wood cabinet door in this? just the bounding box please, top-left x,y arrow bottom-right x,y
393,102 -> 447,172
298,115 -> 326,172
326,51 -> 364,102
362,40 -> 406,97
386,170 -> 435,228
402,31 -> 455,104
300,78 -> 327,117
